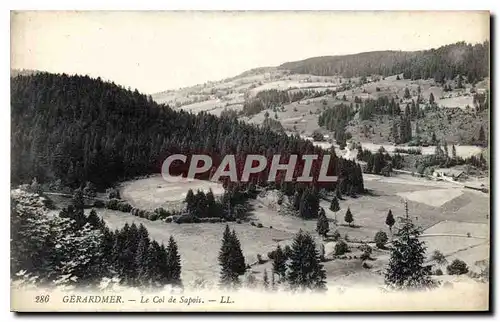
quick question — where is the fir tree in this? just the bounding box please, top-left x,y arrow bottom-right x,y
478,125 -> 486,145
404,87 -> 411,99
329,196 -> 340,212
384,217 -> 436,290
344,207 -> 354,227
218,225 -> 244,289
452,145 -> 457,160
165,236 -> 182,287
287,230 -> 327,292
385,209 -> 395,233
316,208 -> 329,239
135,232 -> 151,286
272,244 -> 287,282
429,92 -> 435,105
262,269 -> 269,290
231,229 -> 247,275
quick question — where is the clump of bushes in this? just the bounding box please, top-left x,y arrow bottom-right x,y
374,231 -> 389,249
394,147 -> 422,155
105,199 -> 132,212
334,240 -> 349,256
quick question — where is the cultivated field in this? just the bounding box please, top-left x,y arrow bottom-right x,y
120,175 -> 225,210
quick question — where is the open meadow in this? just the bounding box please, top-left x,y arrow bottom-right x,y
84,170 -> 490,286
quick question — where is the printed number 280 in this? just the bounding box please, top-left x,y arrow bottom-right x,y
35,295 -> 50,303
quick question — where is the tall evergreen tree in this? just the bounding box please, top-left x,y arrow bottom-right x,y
384,218 -> 435,290
231,230 -> 246,275
262,269 -> 269,290
385,209 -> 395,233
344,207 -> 354,227
316,208 -> 329,239
165,236 -> 182,287
478,125 -> 486,145
287,230 -> 327,292
272,244 -> 287,282
218,225 -> 244,289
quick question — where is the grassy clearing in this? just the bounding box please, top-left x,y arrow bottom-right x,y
92,208 -> 294,283
120,175 -> 225,210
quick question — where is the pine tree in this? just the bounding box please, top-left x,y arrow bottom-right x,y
452,145 -> 457,159
287,230 -> 327,292
384,217 -> 436,290
344,207 -> 354,227
87,209 -> 101,229
429,92 -> 435,105
316,208 -> 329,238
404,87 -> 411,99
135,232 -> 150,286
329,196 -> 340,224
185,189 -> 195,214
218,225 -> 244,289
329,196 -> 340,212
272,244 -> 287,282
385,209 -> 395,233
231,230 -> 246,275
431,132 -> 437,144
165,236 -> 182,287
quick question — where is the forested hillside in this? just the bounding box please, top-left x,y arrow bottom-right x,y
280,41 -> 489,82
11,73 -> 363,194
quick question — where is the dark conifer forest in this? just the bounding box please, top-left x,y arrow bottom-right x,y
280,41 -> 489,83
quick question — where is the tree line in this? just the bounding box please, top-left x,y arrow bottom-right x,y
11,189 -> 182,289
280,41 -> 489,84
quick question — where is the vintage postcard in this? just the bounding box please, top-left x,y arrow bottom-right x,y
10,11 -> 490,312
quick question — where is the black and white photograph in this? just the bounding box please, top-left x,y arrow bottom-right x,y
9,10 -> 490,312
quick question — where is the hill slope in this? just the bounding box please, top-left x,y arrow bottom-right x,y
11,72 -> 363,192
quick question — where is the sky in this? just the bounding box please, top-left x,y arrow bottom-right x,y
11,11 -> 490,94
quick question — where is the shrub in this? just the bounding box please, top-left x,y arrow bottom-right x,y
236,219 -> 242,224
257,254 -> 264,264
362,262 -> 372,269
118,202 -> 132,212
269,226 -> 273,229
431,250 -> 447,265
447,259 -> 469,275
434,268 -> 443,276
257,223 -> 263,228
105,198 -> 120,210
267,250 -> 275,260
374,231 -> 389,248
284,245 -> 293,258
251,222 -> 256,226
334,240 -> 349,255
